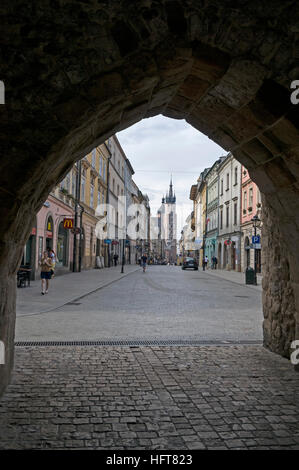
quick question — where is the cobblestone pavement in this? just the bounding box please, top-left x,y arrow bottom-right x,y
0,345 -> 299,449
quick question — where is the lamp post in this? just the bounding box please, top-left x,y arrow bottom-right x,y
251,215 -> 260,285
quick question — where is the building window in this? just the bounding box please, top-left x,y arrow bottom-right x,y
72,170 -> 76,196
226,173 -> 229,190
226,205 -> 229,227
103,162 -> 106,182
57,222 -> 69,267
97,188 -> 101,207
112,178 -> 115,194
243,191 -> 247,211
91,149 -> 96,168
90,182 -> 94,208
234,167 -> 238,185
249,187 -> 253,209
220,179 -> 223,195
99,157 -> 103,177
220,209 -> 223,229
117,184 -> 119,196
81,175 -> 86,202
234,202 -> 237,225
65,173 -> 70,192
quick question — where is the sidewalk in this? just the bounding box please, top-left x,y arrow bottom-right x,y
204,268 -> 263,291
16,265 -> 139,316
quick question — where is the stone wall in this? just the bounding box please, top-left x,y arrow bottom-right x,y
262,197 -> 296,357
1,0 -> 299,395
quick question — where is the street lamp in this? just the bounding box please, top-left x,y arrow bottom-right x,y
251,215 -> 261,285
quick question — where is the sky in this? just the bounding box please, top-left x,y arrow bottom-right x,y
117,115 -> 226,237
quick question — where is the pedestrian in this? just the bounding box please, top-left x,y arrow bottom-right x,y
48,249 -> 56,278
113,253 -> 118,266
39,250 -> 53,295
214,256 -> 218,270
204,256 -> 208,270
212,255 -> 216,269
141,253 -> 148,272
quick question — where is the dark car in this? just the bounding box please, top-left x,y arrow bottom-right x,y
182,257 -> 198,270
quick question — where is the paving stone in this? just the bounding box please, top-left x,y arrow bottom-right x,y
0,345 -> 299,449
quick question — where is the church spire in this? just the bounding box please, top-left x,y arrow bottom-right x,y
165,175 -> 176,204
169,174 -> 173,198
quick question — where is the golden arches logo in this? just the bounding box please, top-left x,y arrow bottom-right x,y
63,218 -> 74,229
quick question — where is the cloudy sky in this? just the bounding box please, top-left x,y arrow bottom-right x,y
117,115 -> 226,236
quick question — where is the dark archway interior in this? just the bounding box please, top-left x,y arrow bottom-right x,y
0,1 -> 299,395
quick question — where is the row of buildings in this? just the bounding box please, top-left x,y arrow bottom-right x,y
179,153 -> 262,272
21,136 -> 151,279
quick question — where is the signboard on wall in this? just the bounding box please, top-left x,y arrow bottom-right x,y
63,218 -> 74,229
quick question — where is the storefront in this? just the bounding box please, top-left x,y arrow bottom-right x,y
21,223 -> 37,279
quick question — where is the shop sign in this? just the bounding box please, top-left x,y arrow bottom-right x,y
63,218 -> 74,229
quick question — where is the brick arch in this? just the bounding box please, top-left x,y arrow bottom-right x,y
0,1 -> 299,394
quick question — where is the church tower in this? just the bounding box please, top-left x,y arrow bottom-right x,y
158,176 -> 177,264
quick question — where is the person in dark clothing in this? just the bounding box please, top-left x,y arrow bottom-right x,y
113,253 -> 119,266
141,254 -> 148,272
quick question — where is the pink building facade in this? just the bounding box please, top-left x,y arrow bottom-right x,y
22,194 -> 74,279
240,166 -> 262,272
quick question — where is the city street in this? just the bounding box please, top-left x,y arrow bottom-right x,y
16,266 -> 263,343
0,267 -> 298,450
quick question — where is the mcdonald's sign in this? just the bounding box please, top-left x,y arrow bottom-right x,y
63,218 -> 74,229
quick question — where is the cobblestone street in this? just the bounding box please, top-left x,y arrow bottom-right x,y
0,345 -> 298,450
2,267 -> 297,450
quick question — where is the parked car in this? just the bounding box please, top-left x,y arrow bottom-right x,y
182,257 -> 198,270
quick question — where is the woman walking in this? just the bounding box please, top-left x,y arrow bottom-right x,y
39,251 -> 53,295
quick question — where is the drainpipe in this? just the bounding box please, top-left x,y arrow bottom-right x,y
106,151 -> 112,268
78,204 -> 84,272
72,159 -> 81,272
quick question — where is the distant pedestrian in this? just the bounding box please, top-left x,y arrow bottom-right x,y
39,251 -> 53,295
214,256 -> 218,270
113,253 -> 119,266
141,254 -> 148,272
212,255 -> 217,269
204,256 -> 208,270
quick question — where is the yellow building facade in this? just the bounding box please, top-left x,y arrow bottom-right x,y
80,142 -> 110,269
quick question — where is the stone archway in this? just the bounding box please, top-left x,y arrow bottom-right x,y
1,1 -> 299,395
